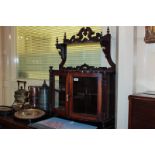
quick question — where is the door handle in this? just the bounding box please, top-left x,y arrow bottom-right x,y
66,94 -> 69,102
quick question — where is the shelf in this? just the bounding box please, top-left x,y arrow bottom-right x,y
73,95 -> 97,100
74,92 -> 97,96
54,88 -> 66,92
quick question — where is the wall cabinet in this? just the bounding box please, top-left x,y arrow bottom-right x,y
49,27 -> 115,128
50,68 -> 115,125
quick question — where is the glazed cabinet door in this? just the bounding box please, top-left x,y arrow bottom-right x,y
51,72 -> 69,116
69,73 -> 102,122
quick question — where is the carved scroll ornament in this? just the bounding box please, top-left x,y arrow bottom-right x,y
64,27 -> 102,44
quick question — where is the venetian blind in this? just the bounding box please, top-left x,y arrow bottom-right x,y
16,26 -> 105,80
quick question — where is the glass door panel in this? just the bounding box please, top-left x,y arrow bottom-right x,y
54,75 -> 66,110
72,77 -> 97,115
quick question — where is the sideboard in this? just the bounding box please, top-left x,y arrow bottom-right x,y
129,92 -> 155,129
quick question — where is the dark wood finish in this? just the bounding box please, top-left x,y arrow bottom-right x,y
129,93 -> 155,129
63,27 -> 102,43
50,68 -> 115,121
50,27 -> 115,128
0,112 -> 51,129
56,41 -> 67,69
0,115 -> 32,129
69,72 -> 102,122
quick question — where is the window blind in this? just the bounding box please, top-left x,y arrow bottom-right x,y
16,26 -> 106,80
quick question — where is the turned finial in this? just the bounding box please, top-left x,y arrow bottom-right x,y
56,37 -> 58,44
107,27 -> 110,34
63,32 -> 66,42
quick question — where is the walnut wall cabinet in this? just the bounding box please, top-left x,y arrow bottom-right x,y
49,27 -> 116,128
129,92 -> 155,129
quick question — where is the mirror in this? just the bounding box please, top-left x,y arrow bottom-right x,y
65,43 -> 110,68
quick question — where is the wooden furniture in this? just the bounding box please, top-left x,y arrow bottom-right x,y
0,114 -> 32,129
49,27 -> 116,128
0,113 -> 50,129
129,92 -> 155,129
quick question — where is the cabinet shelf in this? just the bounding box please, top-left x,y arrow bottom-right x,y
73,94 -> 97,99
54,88 -> 66,92
75,92 -> 97,95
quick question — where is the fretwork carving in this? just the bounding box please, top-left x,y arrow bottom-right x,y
64,27 -> 102,44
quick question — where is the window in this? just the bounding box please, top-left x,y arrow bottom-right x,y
16,26 -> 104,80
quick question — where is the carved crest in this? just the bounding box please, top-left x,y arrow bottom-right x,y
64,27 -> 102,44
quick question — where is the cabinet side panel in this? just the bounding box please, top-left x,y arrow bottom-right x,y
129,96 -> 155,129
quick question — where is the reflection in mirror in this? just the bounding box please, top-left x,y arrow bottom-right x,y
65,43 -> 110,68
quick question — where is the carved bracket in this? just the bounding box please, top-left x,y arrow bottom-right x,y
56,38 -> 67,69
100,33 -> 115,69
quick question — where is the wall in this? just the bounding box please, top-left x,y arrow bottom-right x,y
1,27 -> 19,106
116,26 -> 155,128
0,27 -> 4,104
135,26 -> 155,92
116,27 -> 135,129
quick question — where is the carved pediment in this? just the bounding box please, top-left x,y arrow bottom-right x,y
64,27 -> 102,44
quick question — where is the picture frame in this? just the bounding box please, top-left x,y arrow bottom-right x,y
144,26 -> 155,43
